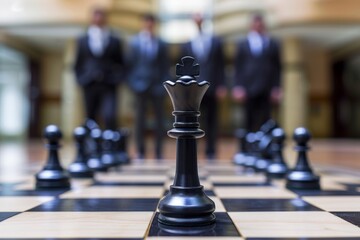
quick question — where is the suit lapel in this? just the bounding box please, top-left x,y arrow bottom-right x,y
245,39 -> 253,56
102,35 -> 113,57
84,36 -> 96,57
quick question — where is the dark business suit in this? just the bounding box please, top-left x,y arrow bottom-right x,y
74,31 -> 124,129
181,35 -> 225,157
234,36 -> 281,132
127,33 -> 169,158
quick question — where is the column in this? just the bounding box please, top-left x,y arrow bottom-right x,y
282,37 -> 308,135
61,39 -> 83,139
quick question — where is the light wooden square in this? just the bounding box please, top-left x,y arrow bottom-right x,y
0,212 -> 153,238
60,186 -> 164,198
303,196 -> 360,211
0,197 -> 53,212
210,196 -> 226,212
209,175 -> 266,183
96,173 -> 168,183
214,186 -> 297,198
229,211 -> 360,238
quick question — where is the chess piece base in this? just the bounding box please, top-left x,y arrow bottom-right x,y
254,158 -> 271,172
118,153 -> 130,164
36,170 -> 70,189
158,185 -> 216,226
244,155 -> 257,169
88,158 -> 108,172
233,153 -> 247,165
101,154 -> 118,167
68,162 -> 94,178
286,170 -> 320,190
267,163 -> 288,179
158,221 -> 216,235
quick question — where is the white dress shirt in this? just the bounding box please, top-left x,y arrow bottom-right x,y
191,31 -> 212,60
139,30 -> 158,59
247,31 -> 268,56
88,26 -> 110,56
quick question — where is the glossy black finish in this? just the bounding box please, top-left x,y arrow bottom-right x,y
0,212 -> 18,221
221,198 -> 321,212
35,125 -> 70,189
286,127 -> 321,190
267,128 -> 288,179
149,212 -> 240,237
87,128 -> 108,172
332,212 -> 360,227
68,127 -> 94,178
158,56 -> 215,226
29,198 -> 159,212
163,189 -> 215,197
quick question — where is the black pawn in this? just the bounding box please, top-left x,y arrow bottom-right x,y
101,130 -> 118,167
68,127 -> 94,178
233,128 -> 248,165
267,128 -> 288,179
87,128 -> 108,172
35,125 -> 70,189
286,127 -> 321,190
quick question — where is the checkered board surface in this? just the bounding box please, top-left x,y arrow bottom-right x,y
0,161 -> 359,240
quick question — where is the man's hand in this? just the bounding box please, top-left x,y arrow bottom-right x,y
232,86 -> 247,103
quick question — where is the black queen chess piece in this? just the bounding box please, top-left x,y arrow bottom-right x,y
158,56 -> 216,226
35,125 -> 71,189
286,127 -> 321,190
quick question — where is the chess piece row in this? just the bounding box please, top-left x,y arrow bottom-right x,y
35,122 -> 130,189
233,121 -> 321,190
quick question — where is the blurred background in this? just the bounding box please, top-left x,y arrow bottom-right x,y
0,0 -> 360,141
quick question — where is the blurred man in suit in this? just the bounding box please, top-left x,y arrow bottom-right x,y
127,14 -> 169,159
181,14 -> 226,159
74,8 -> 124,130
232,15 -> 282,132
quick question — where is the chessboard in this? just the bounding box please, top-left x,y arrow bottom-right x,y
0,160 -> 359,239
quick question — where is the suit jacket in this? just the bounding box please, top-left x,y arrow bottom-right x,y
126,34 -> 169,96
181,36 -> 225,96
234,37 -> 281,99
74,33 -> 124,87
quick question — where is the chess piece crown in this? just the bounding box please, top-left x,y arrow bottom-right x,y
163,56 -> 209,112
